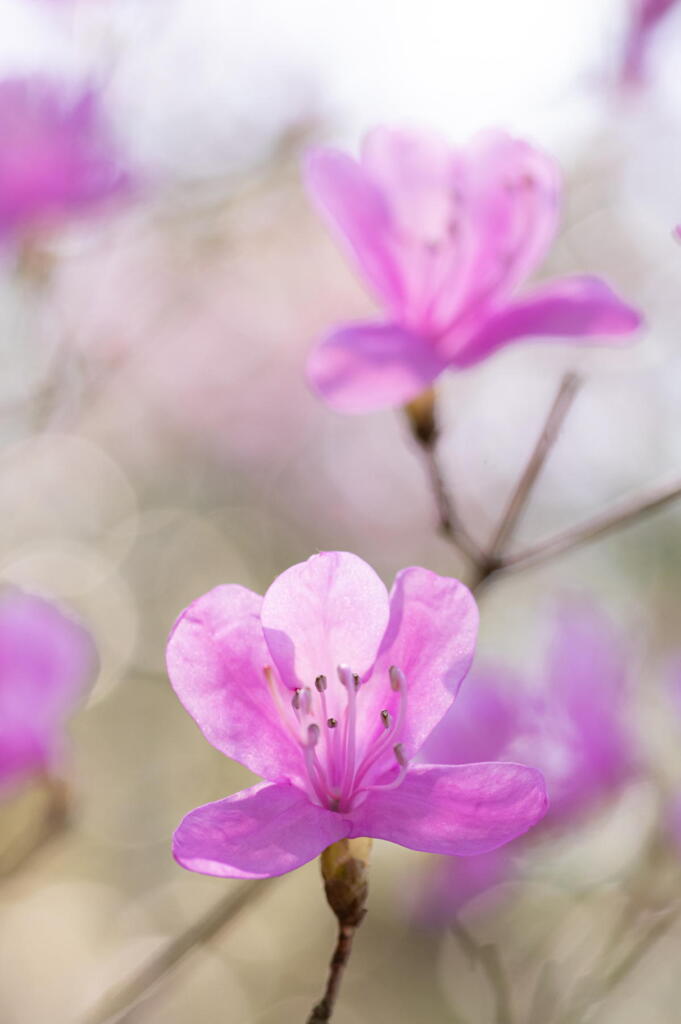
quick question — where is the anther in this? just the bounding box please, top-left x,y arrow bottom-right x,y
394,742 -> 406,766
380,709 -> 392,729
327,717 -> 338,729
353,673 -> 360,689
291,688 -> 302,711
389,665 -> 405,692
307,724 -> 320,747
302,687 -> 313,714
315,674 -> 327,692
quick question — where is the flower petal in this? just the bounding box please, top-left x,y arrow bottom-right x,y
261,552 -> 390,691
450,275 -> 642,368
420,664 -> 522,767
360,569 -> 478,759
166,585 -> 302,784
349,763 -> 548,856
307,320 -> 447,413
304,146 -> 402,310
173,782 -> 350,879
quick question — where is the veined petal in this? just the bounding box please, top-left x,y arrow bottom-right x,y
307,320 -> 446,413
166,585 -> 302,785
361,569 -> 478,759
450,275 -> 642,368
261,552 -> 390,691
173,782 -> 350,879
304,146 -> 402,310
348,763 -> 548,856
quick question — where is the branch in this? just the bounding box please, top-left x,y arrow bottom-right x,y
486,372 -> 581,559
499,475 -> 681,575
83,879 -> 275,1024
404,389 -> 488,568
307,838 -> 371,1024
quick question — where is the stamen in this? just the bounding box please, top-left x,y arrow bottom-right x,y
337,665 -> 358,804
306,723 -> 320,748
327,717 -> 338,728
291,688 -> 302,711
315,674 -> 327,692
389,665 -> 405,691
264,666 -> 304,745
394,742 -> 406,766
302,687 -> 313,715
380,709 -> 392,729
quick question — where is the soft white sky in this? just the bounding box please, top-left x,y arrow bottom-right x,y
0,0 -> 636,176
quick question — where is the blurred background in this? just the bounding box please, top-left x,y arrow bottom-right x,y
2,0 -> 681,1021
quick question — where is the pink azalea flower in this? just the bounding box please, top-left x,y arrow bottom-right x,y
0,76 -> 129,242
0,589 -> 96,796
167,551 -> 548,880
416,602 -> 635,919
621,0 -> 679,86
304,127 -> 642,413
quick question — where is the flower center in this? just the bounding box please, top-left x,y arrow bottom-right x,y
264,663 -> 409,813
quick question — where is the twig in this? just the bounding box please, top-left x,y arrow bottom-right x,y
307,923 -> 358,1023
306,838 -> 371,1024
499,476 -> 681,575
83,879 -> 275,1024
404,390 -> 488,568
486,373 -> 581,559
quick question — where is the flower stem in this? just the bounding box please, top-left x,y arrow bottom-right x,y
405,389 -> 488,567
307,838 -> 372,1024
498,474 -> 681,575
486,372 -> 581,560
84,879 -> 275,1024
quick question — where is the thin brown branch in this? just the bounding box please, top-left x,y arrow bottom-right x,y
307,923 -> 358,1023
486,372 -> 581,559
499,475 -> 681,575
419,439 -> 489,567
83,879 -> 275,1024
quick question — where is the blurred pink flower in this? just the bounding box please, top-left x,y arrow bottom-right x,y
0,76 -> 129,242
167,551 -> 547,879
416,602 -> 636,920
0,590 -> 96,795
304,127 -> 642,413
621,0 -> 679,85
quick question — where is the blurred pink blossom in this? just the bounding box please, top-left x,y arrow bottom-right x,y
621,0 -> 680,85
0,590 -> 96,796
416,602 -> 636,920
167,551 -> 547,879
304,127 -> 642,413
0,76 -> 129,243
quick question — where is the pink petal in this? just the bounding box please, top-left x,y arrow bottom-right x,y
349,763 -> 548,856
173,782 -> 349,879
420,665 -> 521,767
360,125 -> 458,243
304,147 -> 402,310
166,585 -> 302,785
361,569 -> 478,759
415,846 -> 513,923
260,552 -> 390,690
450,275 -> 642,368
307,320 -> 447,413
0,591 -> 96,787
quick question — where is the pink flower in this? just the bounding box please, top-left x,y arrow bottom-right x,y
416,602 -> 635,919
167,552 -> 548,879
0,589 -> 96,795
0,76 -> 129,242
621,0 -> 679,86
304,127 -> 642,413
